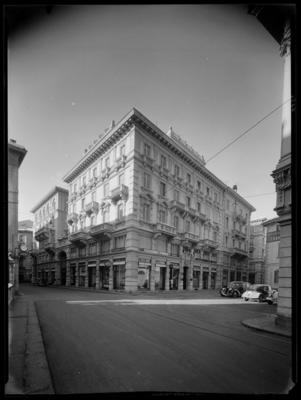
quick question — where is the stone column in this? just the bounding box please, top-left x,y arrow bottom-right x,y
125,252 -> 138,292
271,20 -> 292,330
66,261 -> 70,286
96,260 -> 100,289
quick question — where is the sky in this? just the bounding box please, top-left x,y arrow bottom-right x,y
7,4 -> 285,222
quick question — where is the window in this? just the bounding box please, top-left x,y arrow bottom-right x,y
186,196 -> 191,208
89,243 -> 97,255
227,200 -> 230,210
185,220 -> 190,232
144,143 -> 151,157
118,173 -> 124,186
197,202 -> 201,212
81,198 -> 85,210
104,183 -> 109,197
143,172 -> 151,189
82,176 -> 86,186
174,164 -> 180,177
213,231 -> 217,242
91,215 -> 96,226
187,173 -> 191,184
143,204 -> 150,221
197,181 -> 201,190
117,203 -> 124,219
225,236 -> 228,247
91,191 -> 96,202
103,210 -> 108,222
206,187 -> 210,196
79,247 -> 86,257
214,193 -> 217,202
159,209 -> 166,223
160,182 -> 166,197
226,216 -> 229,229
114,235 -> 126,249
93,167 -> 97,177
174,215 -> 179,230
174,190 -> 179,201
171,244 -> 179,257
274,270 -> 279,284
160,155 -> 167,168
120,144 -> 125,157
105,157 -> 110,168
72,203 -> 76,213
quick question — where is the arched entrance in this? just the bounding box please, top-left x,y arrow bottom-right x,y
58,251 -> 67,286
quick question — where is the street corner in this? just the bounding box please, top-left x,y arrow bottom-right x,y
241,313 -> 292,338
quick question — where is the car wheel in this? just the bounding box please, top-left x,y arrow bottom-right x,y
244,298 -> 249,301
258,295 -> 264,303
233,291 -> 239,298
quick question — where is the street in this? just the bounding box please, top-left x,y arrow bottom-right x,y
23,284 -> 291,394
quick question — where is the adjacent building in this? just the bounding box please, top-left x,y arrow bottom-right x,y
8,139 -> 27,300
51,108 -> 255,292
17,220 -> 37,282
31,186 -> 69,284
263,217 -> 280,289
248,218 -> 267,284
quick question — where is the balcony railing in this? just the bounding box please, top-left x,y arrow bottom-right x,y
88,176 -> 98,189
89,223 -> 113,239
79,184 -> 87,196
199,238 -> 218,249
69,229 -> 90,246
233,212 -> 247,224
67,212 -> 78,225
232,229 -> 247,239
85,201 -> 99,216
169,200 -> 185,213
44,239 -> 56,253
154,223 -> 176,237
181,232 -> 200,243
110,184 -> 129,203
35,226 -> 50,241
231,247 -> 248,257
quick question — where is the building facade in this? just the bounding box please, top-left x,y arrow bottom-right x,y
248,218 -> 267,284
17,220 -> 38,282
8,139 -> 27,299
31,186 -> 69,285
263,217 -> 280,289
50,108 -> 256,292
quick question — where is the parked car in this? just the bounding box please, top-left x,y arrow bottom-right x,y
242,284 -> 273,302
220,281 -> 251,298
266,289 -> 278,305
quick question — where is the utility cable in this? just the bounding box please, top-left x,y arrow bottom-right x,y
206,98 -> 292,164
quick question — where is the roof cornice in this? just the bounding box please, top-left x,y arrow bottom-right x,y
31,186 -> 68,213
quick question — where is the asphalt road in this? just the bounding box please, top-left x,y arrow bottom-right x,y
24,285 -> 291,394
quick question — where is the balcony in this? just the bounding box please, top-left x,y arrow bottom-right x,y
35,226 -> 50,242
205,195 -> 213,204
88,176 -> 98,189
181,232 -> 200,244
199,239 -> 218,249
67,212 -> 78,225
85,201 -> 99,216
169,200 -> 185,213
69,230 -> 90,247
154,222 -> 176,238
186,206 -> 196,218
231,247 -> 248,258
196,212 -> 207,222
89,223 -> 113,239
233,212 -> 246,224
232,229 -> 247,239
101,167 -> 111,180
44,239 -> 56,254
185,182 -> 194,193
196,188 -> 204,198
70,192 -> 77,201
110,184 -> 129,203
116,155 -> 127,171
79,184 -> 87,196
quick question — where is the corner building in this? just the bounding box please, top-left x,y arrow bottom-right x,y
62,108 -> 255,292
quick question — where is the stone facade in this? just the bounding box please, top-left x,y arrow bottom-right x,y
262,217 -> 280,289
50,108 -> 256,292
249,218 -> 267,284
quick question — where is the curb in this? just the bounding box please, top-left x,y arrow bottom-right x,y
23,301 -> 55,394
241,314 -> 291,338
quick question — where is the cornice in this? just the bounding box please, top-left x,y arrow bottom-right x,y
31,186 -> 69,213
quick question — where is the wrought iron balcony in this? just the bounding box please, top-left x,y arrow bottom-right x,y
67,212 -> 78,225
232,229 -> 247,239
88,176 -> 98,189
169,200 -> 185,213
69,229 -> 90,247
154,222 -> 176,237
89,223 -> 113,239
35,226 -> 50,242
85,201 -> 99,216
110,184 -> 129,203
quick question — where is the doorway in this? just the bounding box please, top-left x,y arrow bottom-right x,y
183,266 -> 189,290
159,267 -> 166,290
202,271 -> 209,289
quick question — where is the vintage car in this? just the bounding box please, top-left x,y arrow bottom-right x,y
241,284 -> 273,302
219,281 -> 251,297
266,289 -> 279,305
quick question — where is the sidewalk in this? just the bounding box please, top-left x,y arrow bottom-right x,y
241,312 -> 292,338
5,293 -> 54,395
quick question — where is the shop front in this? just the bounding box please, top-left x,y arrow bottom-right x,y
169,263 -> 180,290
70,263 -> 76,286
156,263 -> 166,290
202,266 -> 209,289
193,266 -> 201,289
88,261 -> 96,288
78,262 -> 86,287
113,258 -> 125,290
211,268 -> 217,289
99,260 -> 110,289
138,259 -> 151,290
